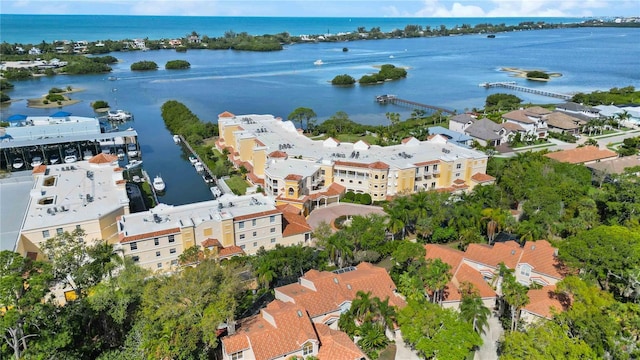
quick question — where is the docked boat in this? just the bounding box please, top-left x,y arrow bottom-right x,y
107,110 -> 132,121
194,161 -> 205,172
189,155 -> 199,165
30,156 -> 43,167
314,59 -> 324,66
12,158 -> 24,169
153,175 -> 166,192
173,134 -> 181,144
117,148 -> 125,160
127,143 -> 139,158
125,159 -> 143,169
83,150 -> 94,160
50,154 -> 60,164
64,155 -> 77,163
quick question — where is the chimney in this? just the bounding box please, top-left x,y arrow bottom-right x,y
227,319 -> 236,335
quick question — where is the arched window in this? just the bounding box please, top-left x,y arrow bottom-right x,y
288,187 -> 295,196
303,342 -> 313,355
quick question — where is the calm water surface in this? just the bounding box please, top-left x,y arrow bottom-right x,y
2,27 -> 639,204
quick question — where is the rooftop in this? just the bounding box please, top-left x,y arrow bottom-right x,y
545,146 -> 618,164
0,171 -> 34,250
586,155 -> 640,174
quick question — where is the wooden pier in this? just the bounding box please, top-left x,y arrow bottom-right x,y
375,95 -> 456,115
479,82 -> 572,100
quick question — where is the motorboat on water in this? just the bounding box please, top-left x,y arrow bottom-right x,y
50,154 -> 60,164
12,158 -> 24,169
194,161 -> 205,172
83,150 -> 94,160
189,154 -> 198,165
127,143 -> 139,158
64,155 -> 77,163
107,110 -> 132,121
125,159 -> 143,169
173,134 -> 181,144
153,175 -> 166,192
30,156 -> 43,167
314,59 -> 324,66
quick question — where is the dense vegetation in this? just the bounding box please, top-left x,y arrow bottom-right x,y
572,86 -> 640,106
331,74 -> 356,86
165,59 -> 191,69
160,100 -> 218,145
92,100 -> 109,110
0,92 -> 10,103
1,68 -> 33,80
0,79 -> 14,90
525,70 -> 549,79
130,60 -> 158,71
359,64 -> 407,85
485,93 -> 523,111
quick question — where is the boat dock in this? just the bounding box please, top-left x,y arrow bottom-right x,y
479,82 -> 572,100
176,134 -> 220,191
375,95 -> 456,115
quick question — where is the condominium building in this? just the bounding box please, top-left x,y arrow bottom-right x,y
116,193 -> 312,271
216,112 -> 494,215
16,154 -> 130,258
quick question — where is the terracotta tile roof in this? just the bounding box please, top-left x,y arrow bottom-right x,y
471,173 -> 496,183
401,137 -> 415,144
523,285 -> 566,319
276,203 -> 301,214
89,153 -> 118,164
452,263 -> 496,299
32,165 -> 47,174
275,262 -> 405,318
268,150 -> 288,158
219,111 -> 235,118
502,110 -> 535,124
524,106 -> 552,117
285,174 -> 303,181
247,172 -> 264,185
234,209 -> 281,221
201,238 -> 221,248
222,300 -> 318,360
218,246 -> 245,259
119,228 -> 180,243
453,178 -> 466,185
316,323 -> 366,360
369,161 -> 389,169
282,211 -> 312,237
254,139 -> 265,147
465,241 -> 523,269
115,179 -> 126,185
424,244 -> 464,270
502,122 -> 525,132
325,182 -> 345,196
544,146 -> 618,164
241,161 -> 253,172
520,240 -> 563,279
333,160 -> 371,169
414,160 -> 440,166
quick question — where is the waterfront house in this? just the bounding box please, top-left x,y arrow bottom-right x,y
448,113 -> 476,133
216,112 -> 493,214
545,112 -> 585,135
501,107 -> 550,140
555,102 -> 601,121
28,47 -> 42,55
544,146 -> 618,165
463,118 -> 505,146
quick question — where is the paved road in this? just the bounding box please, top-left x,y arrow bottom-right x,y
306,203 -> 387,230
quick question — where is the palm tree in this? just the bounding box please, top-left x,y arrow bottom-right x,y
351,291 -> 376,322
459,286 -> 491,334
374,297 -> 397,334
423,259 -> 452,304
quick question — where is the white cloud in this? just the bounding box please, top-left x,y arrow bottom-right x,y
415,0 -> 637,17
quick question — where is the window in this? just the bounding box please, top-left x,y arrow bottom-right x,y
76,225 -> 81,230
270,215 -> 275,223
231,352 -> 244,360
240,245 -> 245,250
171,259 -> 178,266
170,248 -> 176,254
271,238 -> 276,243
239,221 -> 245,229
240,234 -> 245,240
303,342 -> 313,356
433,165 -> 438,171
156,251 -> 161,257
253,231 -> 257,237
270,228 -> 276,233
168,235 -> 175,243
42,230 -> 50,238
131,256 -> 139,262
374,175 -> 379,179
252,219 -> 257,226
288,187 -> 294,196
456,163 -> 462,169
520,265 -> 531,277
154,238 -> 159,246
130,242 -> 138,251
431,182 -> 436,189
253,242 -> 257,247
56,228 -> 64,235
455,173 -> 460,177
157,263 -> 162,269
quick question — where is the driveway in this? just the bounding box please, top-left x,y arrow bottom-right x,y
394,332 -> 421,360
306,203 -> 387,230
474,314 -> 503,360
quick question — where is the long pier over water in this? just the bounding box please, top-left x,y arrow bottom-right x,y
480,82 -> 572,100
375,95 -> 456,115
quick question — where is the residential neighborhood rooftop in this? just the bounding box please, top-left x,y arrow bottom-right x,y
544,146 -> 618,164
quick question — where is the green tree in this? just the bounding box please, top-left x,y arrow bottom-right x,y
331,74 -> 356,86
165,59 -> 191,69
458,282 -> 491,334
423,258 -> 452,304
287,107 -> 317,132
130,61 -> 158,71
500,265 -> 530,332
500,321 -> 596,359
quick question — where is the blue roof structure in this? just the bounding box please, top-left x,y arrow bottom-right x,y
429,126 -> 473,147
50,111 -> 72,118
6,114 -> 27,122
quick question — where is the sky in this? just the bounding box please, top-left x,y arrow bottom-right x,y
2,0 -> 639,17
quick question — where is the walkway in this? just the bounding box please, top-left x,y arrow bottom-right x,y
306,203 -> 386,231
394,332 -> 421,360
474,315 -> 503,360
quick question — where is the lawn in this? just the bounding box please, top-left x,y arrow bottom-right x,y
225,175 -> 249,195
378,343 -> 397,360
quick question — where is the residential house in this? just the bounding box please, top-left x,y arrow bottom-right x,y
545,112 -> 586,135
555,102 -> 601,121
544,146 -> 618,165
501,107 -> 550,140
28,47 -> 42,55
520,285 -> 568,323
586,156 -> 640,177
222,262 -> 402,360
448,113 -> 476,133
463,118 -> 505,146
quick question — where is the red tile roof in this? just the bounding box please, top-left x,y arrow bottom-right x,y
254,139 -> 265,147
520,240 -> 563,279
544,146 -> 618,164
471,173 -> 496,183
444,263 -> 496,302
453,178 -> 466,185
316,323 -> 366,360
276,203 -> 301,214
414,160 -> 440,166
333,160 -> 389,170
201,238 -> 221,248
285,174 -> 303,181
268,150 -> 288,158
401,137 -> 415,144
119,228 -> 180,243
32,165 -> 47,174
282,211 -> 312,237
247,172 -> 265,185
219,111 -> 235,118
465,241 -> 523,269
523,285 -> 566,319
218,245 -> 245,258
234,209 -> 281,221
424,244 -> 464,270
369,161 -> 389,169
89,153 -> 118,164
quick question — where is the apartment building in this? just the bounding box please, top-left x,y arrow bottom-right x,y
116,193 -> 312,271
216,112 -> 493,215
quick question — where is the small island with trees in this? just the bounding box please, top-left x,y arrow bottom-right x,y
130,61 -> 158,71
332,64 -> 408,86
500,67 -> 561,82
27,86 -> 82,108
165,60 -> 191,70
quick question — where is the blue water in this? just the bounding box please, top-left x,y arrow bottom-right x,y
1,14 -> 587,44
1,20 -> 639,205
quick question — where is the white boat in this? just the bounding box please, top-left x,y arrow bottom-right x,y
125,159 -> 143,169
127,143 -> 138,158
173,134 -> 181,144
194,162 -> 204,172
107,110 -> 132,121
314,59 -> 324,66
64,155 -> 77,163
30,156 -> 43,167
188,155 -> 198,164
12,158 -> 24,169
50,154 -> 60,164
153,175 -> 166,192
83,150 -> 94,160
117,148 -> 125,160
